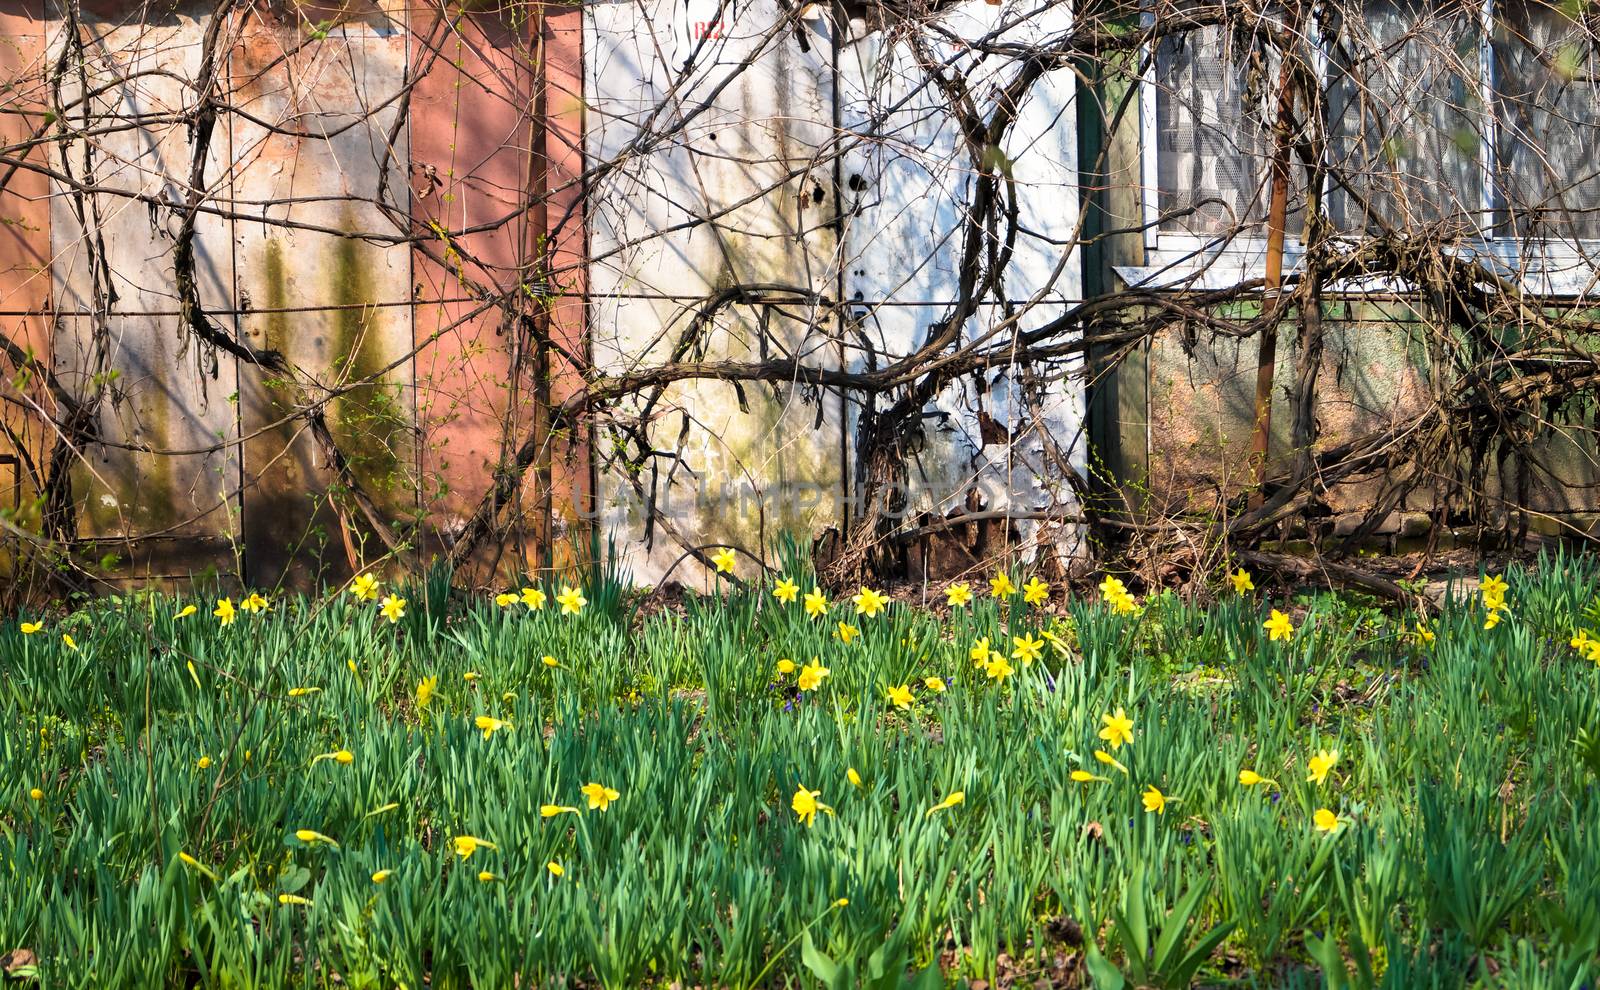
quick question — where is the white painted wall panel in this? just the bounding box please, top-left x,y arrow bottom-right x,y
838,1 -> 1085,561
586,0 -> 845,586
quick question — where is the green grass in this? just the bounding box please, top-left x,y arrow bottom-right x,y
4,550 -> 1600,989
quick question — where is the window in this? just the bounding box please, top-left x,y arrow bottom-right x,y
1153,24 -> 1276,234
1492,0 -> 1600,239
1144,0 -> 1600,250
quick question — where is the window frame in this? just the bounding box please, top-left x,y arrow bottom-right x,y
1135,0 -> 1600,285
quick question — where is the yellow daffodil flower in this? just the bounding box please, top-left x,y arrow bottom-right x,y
802,587 -> 829,618
452,835 -> 497,859
1484,609 -> 1504,630
773,578 -> 799,604
1479,573 -> 1509,600
1099,708 -> 1135,750
1099,575 -> 1128,600
557,585 -> 587,615
1022,577 -> 1050,606
1071,769 -> 1108,783
311,750 -> 353,766
847,767 -> 863,787
351,574 -> 380,601
1414,622 -> 1435,644
1264,609 -> 1295,642
990,571 -> 1017,598
494,592 -> 519,607
969,637 -> 991,667
792,785 -> 832,827
521,587 -> 547,610
379,594 -> 407,623
1313,808 -> 1342,834
540,804 -> 579,817
923,676 -> 946,693
1307,748 -> 1339,785
241,593 -> 269,614
581,782 -> 620,811
886,683 -> 914,709
371,869 -> 393,884
463,671 -> 480,682
416,676 -> 438,709
174,605 -> 197,620
213,598 -> 236,626
1142,786 -> 1168,814
836,621 -> 859,644
1238,768 -> 1276,787
925,790 -> 965,817
62,634 -> 77,651
547,861 -> 565,877
984,653 -> 1014,681
295,829 -> 340,848
946,582 -> 972,607
477,870 -> 497,882
797,661 -> 830,691
1229,568 -> 1254,594
852,586 -> 889,617
1011,633 -> 1044,664
475,715 -> 512,739
776,658 -> 796,675
1571,630 -> 1593,652
1094,750 -> 1127,775
19,621 -> 41,635
196,755 -> 213,770
278,893 -> 312,906
29,787 -> 43,801
711,547 -> 737,573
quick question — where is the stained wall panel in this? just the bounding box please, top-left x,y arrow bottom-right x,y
586,0 -> 844,586
47,2 -> 241,577
231,2 -> 414,585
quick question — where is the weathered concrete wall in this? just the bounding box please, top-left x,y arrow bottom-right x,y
0,1 -> 590,588
585,0 -> 1088,586
1141,299 -> 1434,520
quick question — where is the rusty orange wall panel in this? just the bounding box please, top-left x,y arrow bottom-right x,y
541,5 -> 590,573
409,6 -> 537,577
0,2 -> 50,528
232,4 -> 415,587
